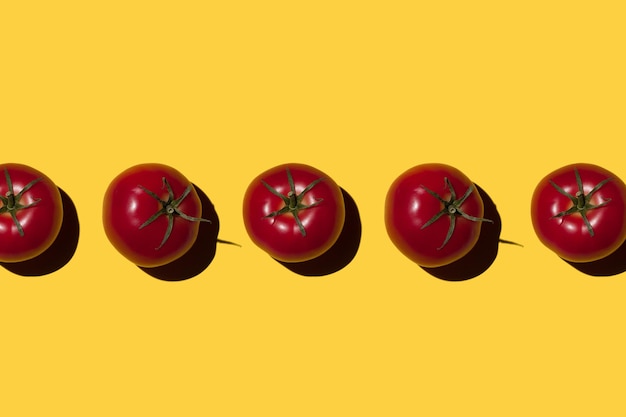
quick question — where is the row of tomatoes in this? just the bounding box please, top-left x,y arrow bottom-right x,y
1,162 -> 625,275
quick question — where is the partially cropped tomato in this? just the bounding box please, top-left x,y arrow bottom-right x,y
242,163 -> 345,263
0,163 -> 63,263
531,163 -> 626,263
103,163 -> 209,268
385,163 -> 492,268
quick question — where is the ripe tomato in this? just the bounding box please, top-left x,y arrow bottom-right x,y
242,163 -> 345,263
385,163 -> 493,268
0,163 -> 63,263
103,163 -> 209,268
531,163 -> 626,263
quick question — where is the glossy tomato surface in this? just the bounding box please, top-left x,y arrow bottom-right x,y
385,163 -> 489,268
243,163 -> 345,263
531,163 -> 626,263
0,163 -> 63,263
103,163 -> 205,268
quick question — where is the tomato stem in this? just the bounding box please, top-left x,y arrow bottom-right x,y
420,178 -> 493,250
498,238 -> 523,247
139,177 -> 211,250
217,238 -> 241,247
0,168 -> 43,237
262,167 -> 324,237
549,168 -> 612,237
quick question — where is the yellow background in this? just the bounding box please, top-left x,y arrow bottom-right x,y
2,1 -> 625,415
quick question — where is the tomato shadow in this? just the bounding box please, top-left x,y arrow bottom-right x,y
564,240 -> 626,276
1,188 -> 80,277
139,184 -> 229,281
421,184 -> 504,281
276,188 -> 361,277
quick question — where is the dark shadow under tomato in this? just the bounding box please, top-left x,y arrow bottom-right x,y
421,184 -> 504,281
276,188 -> 361,277
1,188 -> 80,277
139,184 -> 227,281
564,240 -> 626,276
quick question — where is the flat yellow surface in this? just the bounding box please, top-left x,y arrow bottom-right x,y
2,2 -> 625,416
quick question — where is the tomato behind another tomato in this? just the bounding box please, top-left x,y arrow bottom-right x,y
531,163 -> 626,263
242,163 -> 345,263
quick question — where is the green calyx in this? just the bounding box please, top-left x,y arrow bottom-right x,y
139,177 -> 211,250
262,167 -> 324,237
420,178 -> 493,250
0,168 -> 42,237
549,168 -> 612,237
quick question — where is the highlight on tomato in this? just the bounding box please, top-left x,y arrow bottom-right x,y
531,163 -> 626,263
102,163 -> 211,268
242,163 -> 345,263
384,163 -> 493,268
0,163 -> 64,263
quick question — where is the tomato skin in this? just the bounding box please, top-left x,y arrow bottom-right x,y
103,163 -> 204,268
242,163 -> 345,263
0,163 -> 63,263
385,163 -> 487,268
531,163 -> 626,263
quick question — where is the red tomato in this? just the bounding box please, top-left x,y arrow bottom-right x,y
242,163 -> 345,263
103,163 -> 209,268
0,163 -> 63,263
531,163 -> 626,263
385,163 -> 492,268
